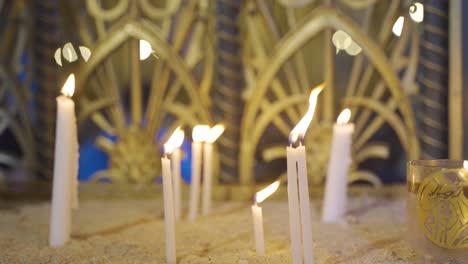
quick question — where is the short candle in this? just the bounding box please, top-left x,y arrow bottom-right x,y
252,180 -> 280,254
322,108 -> 354,223
188,125 -> 209,222
202,124 -> 225,216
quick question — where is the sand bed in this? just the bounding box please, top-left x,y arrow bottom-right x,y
0,186 -> 464,263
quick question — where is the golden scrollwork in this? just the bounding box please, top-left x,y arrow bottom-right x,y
417,169 -> 468,249
0,0 -> 35,179
240,1 -> 420,185
86,0 -> 129,21
72,0 -> 214,183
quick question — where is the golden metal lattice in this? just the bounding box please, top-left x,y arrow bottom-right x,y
0,1 -> 36,181
72,0 -> 214,183
239,1 -> 420,186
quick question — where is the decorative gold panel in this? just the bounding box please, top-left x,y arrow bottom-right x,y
0,1 -> 36,182
239,1 -> 420,185
70,0 -> 214,183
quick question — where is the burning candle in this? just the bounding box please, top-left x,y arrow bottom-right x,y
188,125 -> 209,222
286,84 -> 323,264
202,124 -> 225,216
49,74 -> 78,247
252,180 -> 280,254
322,109 -> 354,223
162,127 -> 184,264
172,147 -> 182,221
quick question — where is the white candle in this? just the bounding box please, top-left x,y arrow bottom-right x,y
286,147 -> 303,263
162,157 -> 176,264
71,106 -> 79,210
286,84 -> 323,264
252,181 -> 280,254
202,124 -> 224,216
49,74 -> 77,247
251,204 -> 264,254
202,143 -> 213,215
188,125 -> 209,222
172,148 -> 182,221
162,127 -> 184,264
322,109 -> 354,223
161,157 -> 176,263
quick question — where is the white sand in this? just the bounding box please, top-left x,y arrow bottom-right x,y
0,186 -> 464,263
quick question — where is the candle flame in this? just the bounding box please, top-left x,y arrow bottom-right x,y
255,180 -> 280,204
464,160 -> 468,169
289,83 -> 324,144
61,74 -> 75,97
192,125 -> 210,142
337,108 -> 351,125
206,124 -> 225,143
164,127 -> 185,155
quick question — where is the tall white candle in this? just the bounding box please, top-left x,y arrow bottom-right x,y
49,74 -> 77,247
202,143 -> 213,216
162,157 -> 176,264
286,84 -> 323,264
71,105 -> 79,210
252,181 -> 280,255
172,148 -> 182,221
295,145 -> 313,264
322,109 -> 354,223
202,124 -> 224,216
162,127 -> 184,264
286,147 -> 303,264
188,125 -> 209,222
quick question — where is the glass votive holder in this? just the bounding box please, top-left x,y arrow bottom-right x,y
407,160 -> 468,262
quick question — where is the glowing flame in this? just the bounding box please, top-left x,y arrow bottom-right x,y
392,16 -> 404,37
255,181 -> 280,204
409,2 -> 424,23
139,40 -> 153,61
61,74 -> 75,97
206,124 -> 225,143
164,127 -> 185,155
337,108 -> 351,125
192,125 -> 210,142
464,160 -> 468,169
289,83 -> 324,144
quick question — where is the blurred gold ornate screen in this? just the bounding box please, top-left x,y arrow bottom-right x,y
239,0 -> 420,185
1,0 -> 463,186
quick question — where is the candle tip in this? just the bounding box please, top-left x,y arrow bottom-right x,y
61,74 -> 75,97
255,181 -> 280,204
206,124 -> 225,143
337,108 -> 351,125
164,127 -> 184,155
192,125 -> 210,142
289,83 -> 324,144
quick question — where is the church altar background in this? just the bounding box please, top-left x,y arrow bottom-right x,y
0,0 -> 464,192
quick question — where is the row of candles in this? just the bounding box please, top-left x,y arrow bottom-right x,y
49,74 -> 225,248
49,76 -> 354,264
162,125 -> 224,263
